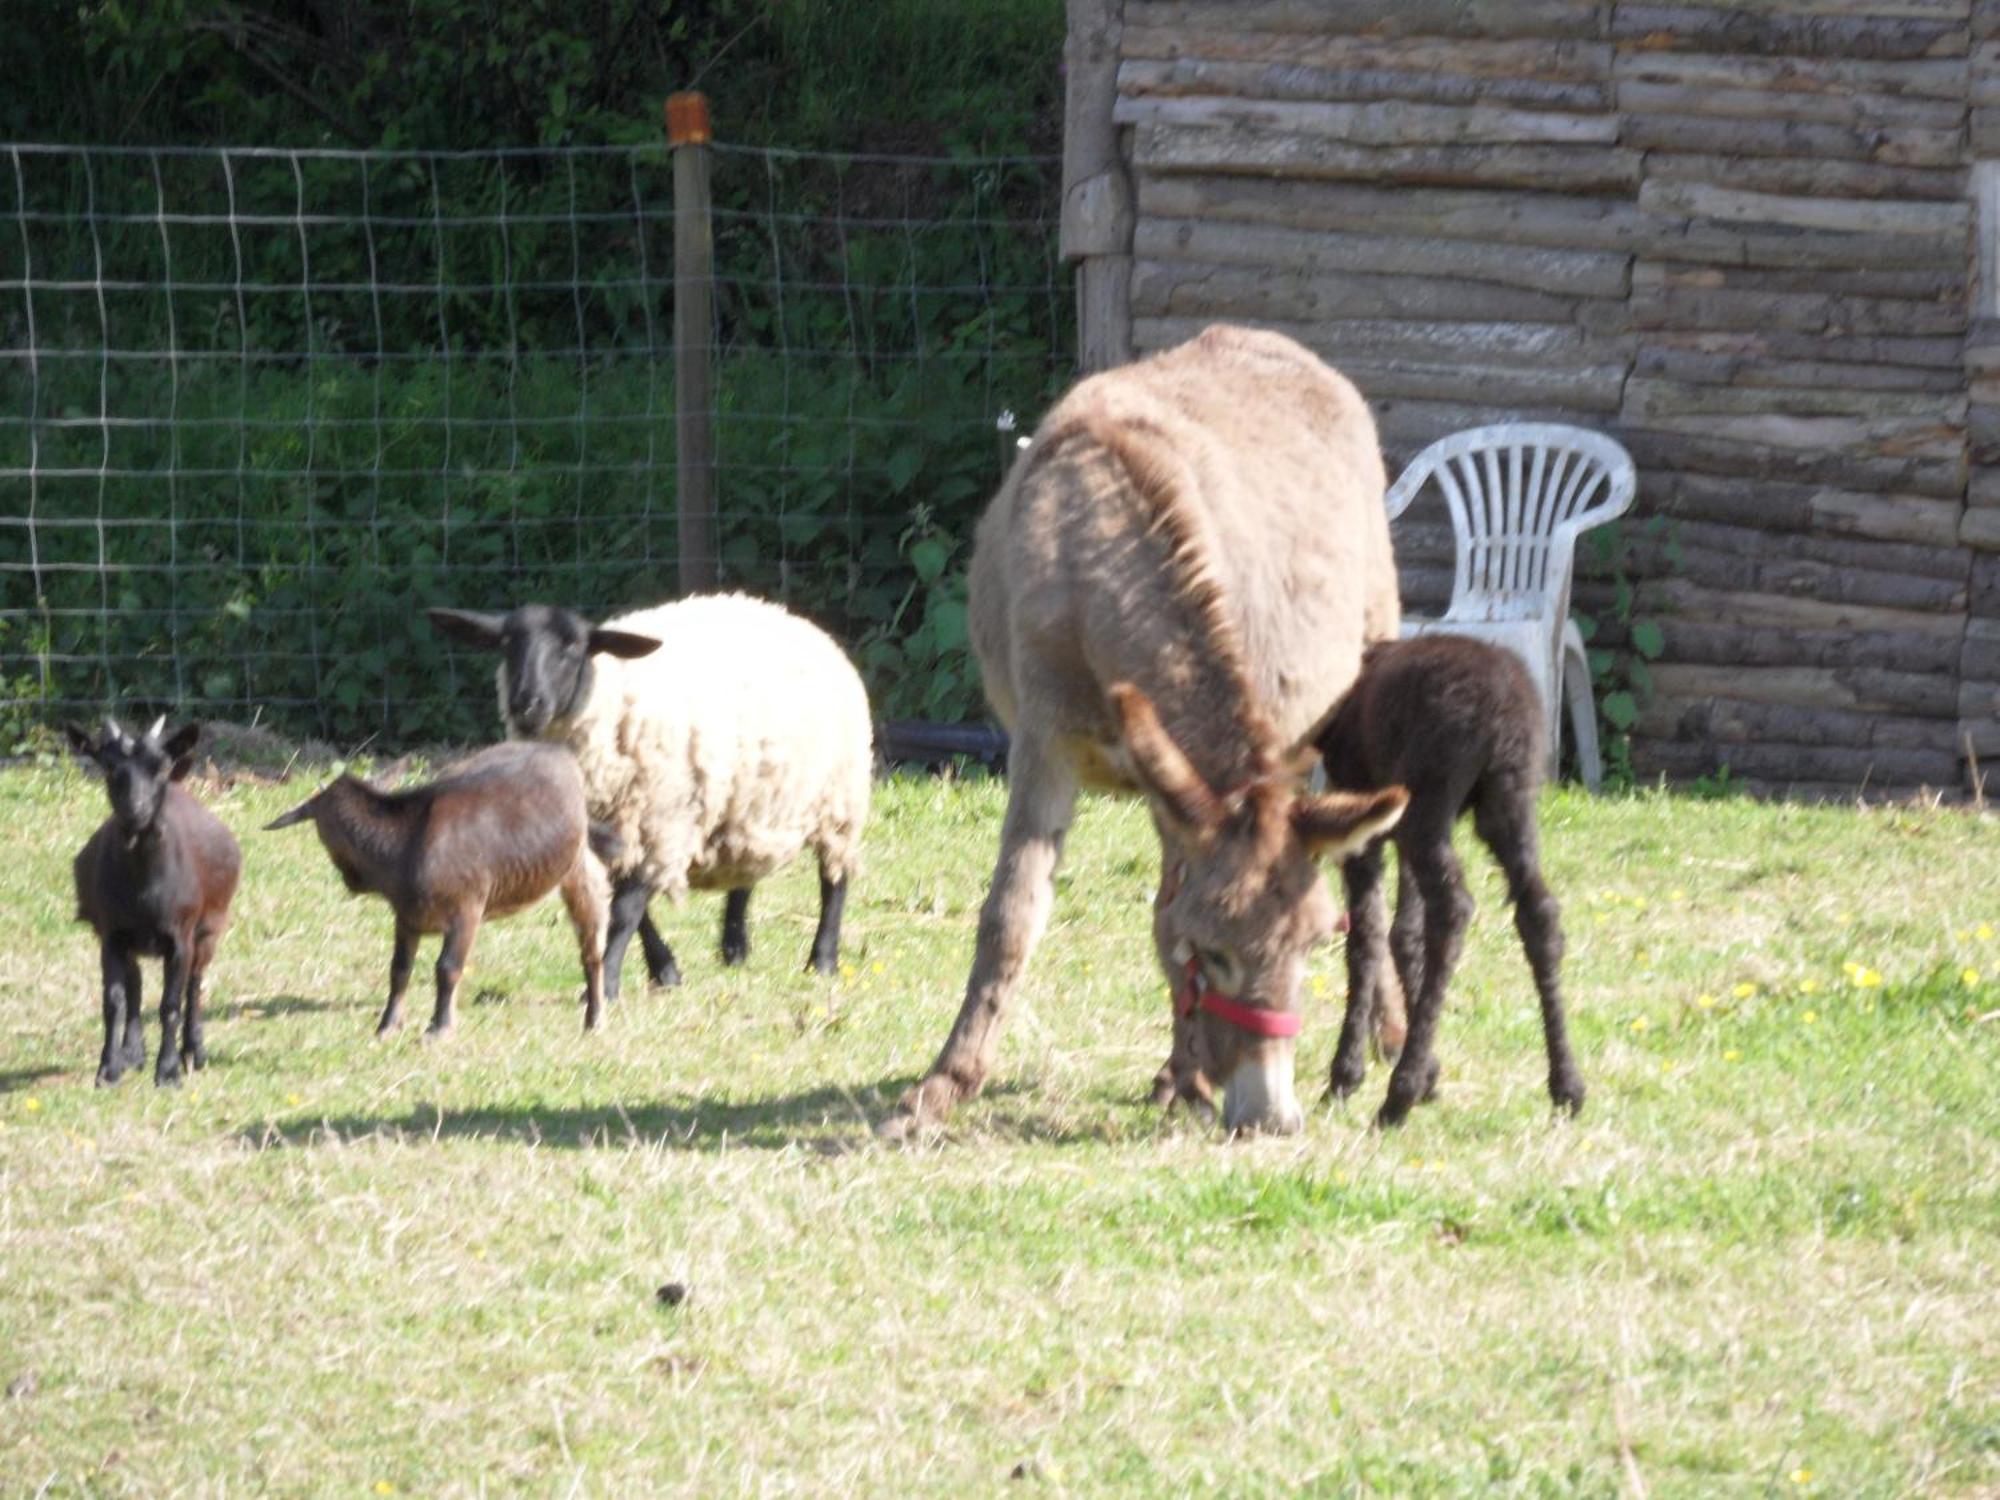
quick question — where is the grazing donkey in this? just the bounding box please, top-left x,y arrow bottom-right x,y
67,718 -> 242,1087
879,325 -> 1409,1139
1316,635 -> 1586,1126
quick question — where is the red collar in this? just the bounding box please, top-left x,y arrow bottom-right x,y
1175,954 -> 1302,1039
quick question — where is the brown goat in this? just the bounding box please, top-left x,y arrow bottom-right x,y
1315,635 -> 1585,1127
265,740 -> 613,1036
67,718 -> 242,1087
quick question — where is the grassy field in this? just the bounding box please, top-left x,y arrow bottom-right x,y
2,755 -> 1998,1495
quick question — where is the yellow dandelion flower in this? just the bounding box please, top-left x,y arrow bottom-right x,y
1661,1060 -> 1673,1075
1799,978 -> 1821,995
1723,1048 -> 1741,1062
1631,895 -> 1648,911
1695,993 -> 1717,1010
1790,1469 -> 1812,1487
870,960 -> 885,977
1732,982 -> 1756,1000
23,1097 -> 40,1113
285,1093 -> 302,1107
1629,1016 -> 1650,1034
1311,975 -> 1329,999
1636,949 -> 1652,965
1963,968 -> 1982,989
1841,960 -> 1862,977
1670,888 -> 1687,902
839,962 -> 855,981
375,1485 -> 396,1497
1978,923 -> 1995,942
1857,968 -> 1883,989
1802,1010 -> 1818,1025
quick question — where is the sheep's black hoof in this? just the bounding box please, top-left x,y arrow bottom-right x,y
720,941 -> 748,967
647,960 -> 682,990
1550,1073 -> 1586,1117
808,951 -> 838,978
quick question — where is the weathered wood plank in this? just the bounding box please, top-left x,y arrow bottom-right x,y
1628,284 -> 1966,336
1612,48 -> 1967,99
1643,151 -> 1966,201
1620,79 -> 1966,127
1064,0 -> 1132,370
1613,6 -> 1968,60
1661,516 -> 1971,582
1636,470 -> 1967,547
1621,428 -> 1964,497
1131,122 -> 1645,192
1623,112 -> 1963,165
1131,313 -> 1633,369
1650,621 -> 1963,674
1119,31 -> 1614,77
1634,345 -> 1964,392
1639,696 -> 1964,754
1624,576 -> 1968,636
1627,539 -> 1968,611
1113,93 -> 1622,145
1625,376 -> 1967,423
1132,258 -> 1614,327
1625,409 -> 1964,463
1644,256 -> 1968,297
1117,57 -> 1612,112
1637,180 -> 1972,235
1631,326 -> 1965,369
1134,216 -> 1632,296
1630,735 -> 1962,789
1645,662 -> 1960,717
1343,358 -> 1629,412
1121,1 -> 1607,40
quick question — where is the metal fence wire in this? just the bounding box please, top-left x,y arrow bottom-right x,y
0,139 -> 1070,747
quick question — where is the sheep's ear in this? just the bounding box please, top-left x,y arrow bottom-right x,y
427,607 -> 506,649
63,722 -> 98,759
1293,785 -> 1407,860
1109,681 -> 1222,841
588,627 -> 662,660
162,722 -> 201,782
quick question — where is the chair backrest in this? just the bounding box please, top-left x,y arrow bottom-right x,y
1385,423 -> 1637,626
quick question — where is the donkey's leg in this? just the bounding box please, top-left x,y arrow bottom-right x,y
879,736 -> 1078,1139
807,864 -> 848,977
1474,780 -> 1584,1115
1378,819 -> 1472,1128
1328,843 -> 1387,1099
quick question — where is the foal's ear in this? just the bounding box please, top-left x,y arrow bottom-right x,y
162,722 -> 201,782
1109,682 -> 1222,840
1293,785 -> 1407,860
587,627 -> 662,660
427,607 -> 507,649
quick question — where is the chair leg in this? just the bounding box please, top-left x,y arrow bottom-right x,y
1561,619 -> 1603,792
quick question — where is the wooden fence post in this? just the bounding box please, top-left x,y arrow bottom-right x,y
1063,0 -> 1133,372
667,91 -> 717,595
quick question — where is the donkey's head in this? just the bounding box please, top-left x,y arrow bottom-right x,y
1110,683 -> 1406,1135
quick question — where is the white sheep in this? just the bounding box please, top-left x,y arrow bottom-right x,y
427,594 -> 872,997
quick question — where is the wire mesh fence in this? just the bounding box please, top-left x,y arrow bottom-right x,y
1,138 -> 1071,748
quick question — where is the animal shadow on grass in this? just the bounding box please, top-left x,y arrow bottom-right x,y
0,1065 -> 72,1095
206,993 -> 347,1023
243,1078 -> 1101,1153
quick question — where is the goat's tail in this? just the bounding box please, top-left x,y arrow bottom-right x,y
263,795 -> 318,831
586,821 -> 624,865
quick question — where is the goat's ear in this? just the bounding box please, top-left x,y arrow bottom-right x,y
588,627 -> 662,660
63,722 -> 98,759
1293,785 -> 1407,860
1109,682 -> 1222,840
162,722 -> 201,782
427,607 -> 506,649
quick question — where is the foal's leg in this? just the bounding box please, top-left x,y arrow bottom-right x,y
1378,818 -> 1472,1128
1389,854 -> 1427,1016
1474,780 -> 1585,1115
879,734 -> 1078,1140
1329,843 -> 1388,1099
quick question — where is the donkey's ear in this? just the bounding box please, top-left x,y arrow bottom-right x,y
162,722 -> 201,782
587,627 -> 662,660
1109,682 -> 1222,839
1293,785 -> 1407,860
427,607 -> 506,649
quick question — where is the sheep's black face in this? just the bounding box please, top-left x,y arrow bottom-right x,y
496,605 -> 595,738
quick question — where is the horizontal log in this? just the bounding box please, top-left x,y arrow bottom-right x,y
1626,282 -> 1966,337
1976,554 -> 2000,615
1963,508 -> 2000,550
1963,619 -> 2000,676
1612,6 -> 1968,60
1131,258 -> 1617,328
1633,345 -> 1963,393
1623,409 -> 1964,464
1629,576 -> 1966,636
1636,181 -> 1971,237
1624,376 -> 1966,423
1620,79 -> 1966,128
1133,217 -> 1631,296
1631,737 -> 1962,791
1639,694 -> 1964,752
1981,0 -> 2000,37
1968,466 -> 2000,507
1664,515 -> 1969,582
1628,539 -> 1968,611
1112,92 -> 1623,145
1634,261 -> 1967,299
1646,661 -> 1960,716
1121,2 -> 1608,40
1373,397 -> 1607,457
1652,620 -> 1963,674
1635,470 -> 1967,546
1120,32 -> 1615,79
1623,112 -> 1963,166
1632,326 -> 1965,369
1970,111 -> 2000,154
1131,123 -> 1645,192
1343,358 -> 1628,412
1967,679 -> 2000,717
1612,48 -> 1967,99
1621,427 -> 1964,496
1117,58 -> 1613,112
1131,312 -> 1633,369
1642,151 -> 1966,202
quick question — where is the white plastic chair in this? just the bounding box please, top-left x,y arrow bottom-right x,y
1385,423 -> 1638,791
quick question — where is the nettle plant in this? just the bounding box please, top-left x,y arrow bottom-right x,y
1576,514 -> 1677,787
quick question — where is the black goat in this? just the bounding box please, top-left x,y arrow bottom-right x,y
67,718 -> 242,1087
265,740 -> 615,1036
1315,635 -> 1585,1127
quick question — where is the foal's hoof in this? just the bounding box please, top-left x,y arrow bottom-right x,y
154,1058 -> 183,1088
95,1064 -> 124,1088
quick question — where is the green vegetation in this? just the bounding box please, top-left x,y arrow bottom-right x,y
3,761 -> 1997,1493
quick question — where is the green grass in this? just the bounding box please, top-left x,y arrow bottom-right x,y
2,759 -> 1998,1495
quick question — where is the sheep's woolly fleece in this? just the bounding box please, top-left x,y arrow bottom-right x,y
538,593 -> 873,900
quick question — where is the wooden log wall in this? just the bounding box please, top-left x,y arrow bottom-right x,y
1082,0 -> 1994,798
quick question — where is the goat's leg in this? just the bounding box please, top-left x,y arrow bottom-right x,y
807,866 -> 847,976
609,885 -> 669,999
1378,826 -> 1471,1128
424,912 -> 479,1039
559,854 -> 611,1032
154,941 -> 190,1087
1329,844 -> 1388,1099
636,911 -> 680,990
377,921 -> 418,1036
1474,784 -> 1585,1116
95,942 -> 136,1086
117,950 -> 147,1072
721,888 -> 751,967
878,735 -> 1077,1141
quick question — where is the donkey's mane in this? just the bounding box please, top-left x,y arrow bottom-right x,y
1047,411 -> 1282,773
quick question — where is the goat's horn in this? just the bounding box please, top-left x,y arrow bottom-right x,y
103,715 -> 125,745
147,713 -> 167,741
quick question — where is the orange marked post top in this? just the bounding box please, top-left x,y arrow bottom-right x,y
666,93 -> 711,146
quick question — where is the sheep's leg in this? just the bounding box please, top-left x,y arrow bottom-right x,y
559,855 -> 611,1032
424,912 -> 479,1040
1377,825 -> 1470,1128
637,911 -> 680,990
95,941 -> 139,1087
878,735 -> 1076,1141
807,869 -> 846,976
722,888 -> 751,967
154,941 -> 190,1087
377,920 -> 419,1036
1329,843 -> 1388,1099
604,879 -> 665,1002
1474,782 -> 1585,1116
